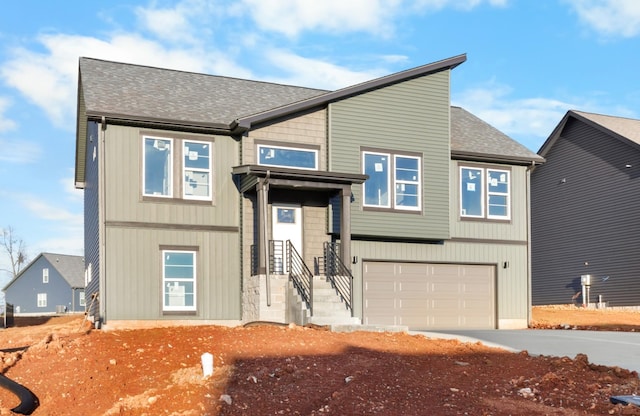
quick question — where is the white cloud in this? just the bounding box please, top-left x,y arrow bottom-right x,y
264,49 -> 385,90
453,83 -> 575,150
0,98 -> 17,132
241,0 -> 402,37
134,0 -> 217,44
566,0 -> 640,37
0,32 -> 237,131
0,138 -> 42,164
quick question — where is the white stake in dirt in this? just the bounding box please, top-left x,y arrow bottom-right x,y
201,352 -> 214,378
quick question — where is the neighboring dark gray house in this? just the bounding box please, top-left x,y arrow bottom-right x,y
3,253 -> 85,314
532,110 -> 640,307
75,55 -> 543,330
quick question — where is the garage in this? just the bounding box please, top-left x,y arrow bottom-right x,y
363,261 -> 496,329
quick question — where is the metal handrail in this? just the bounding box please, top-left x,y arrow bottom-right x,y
287,240 -> 313,315
324,242 -> 353,314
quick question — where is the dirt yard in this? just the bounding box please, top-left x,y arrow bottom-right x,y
1,306 -> 640,415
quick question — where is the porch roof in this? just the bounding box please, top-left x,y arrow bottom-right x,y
232,165 -> 368,193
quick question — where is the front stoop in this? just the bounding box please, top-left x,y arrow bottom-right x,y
307,277 -> 360,326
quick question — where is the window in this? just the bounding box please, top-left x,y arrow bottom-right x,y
37,293 -> 47,308
143,135 -> 213,201
43,268 -> 49,283
162,250 -> 196,312
79,291 -> 86,307
460,166 -> 510,220
144,137 -> 173,197
363,150 -> 421,211
183,140 -> 211,200
257,144 -> 318,170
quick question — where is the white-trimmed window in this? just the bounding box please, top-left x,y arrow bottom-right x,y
183,140 -> 211,200
37,293 -> 47,308
460,166 -> 510,220
79,291 -> 86,307
162,250 -> 196,312
257,144 -> 318,170
143,137 -> 173,197
43,268 -> 49,283
363,150 -> 421,211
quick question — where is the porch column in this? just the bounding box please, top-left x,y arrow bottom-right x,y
256,179 -> 266,274
340,186 -> 351,271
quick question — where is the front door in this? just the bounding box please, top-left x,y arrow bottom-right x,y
272,204 -> 302,273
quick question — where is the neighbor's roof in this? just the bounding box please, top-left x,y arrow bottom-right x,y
539,110 -> 640,156
451,106 -> 544,165
2,252 -> 84,292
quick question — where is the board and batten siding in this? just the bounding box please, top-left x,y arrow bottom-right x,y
451,162 -> 531,242
104,227 -> 240,320
351,239 -> 529,328
103,125 -> 239,226
99,124 -> 242,321
531,118 -> 640,306
329,70 -> 451,240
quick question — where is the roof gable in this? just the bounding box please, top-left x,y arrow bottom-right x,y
539,110 -> 640,157
2,252 -> 84,292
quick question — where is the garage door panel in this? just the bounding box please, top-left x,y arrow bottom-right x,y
363,261 -> 495,330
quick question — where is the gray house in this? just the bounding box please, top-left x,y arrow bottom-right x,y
532,110 -> 640,307
75,54 -> 543,330
3,253 -> 85,315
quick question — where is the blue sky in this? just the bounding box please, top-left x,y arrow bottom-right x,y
0,0 -> 639,283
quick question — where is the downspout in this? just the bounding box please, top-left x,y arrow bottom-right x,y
526,160 -> 535,327
262,171 -> 271,306
99,116 -> 107,325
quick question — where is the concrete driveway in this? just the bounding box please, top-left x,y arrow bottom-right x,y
414,329 -> 640,374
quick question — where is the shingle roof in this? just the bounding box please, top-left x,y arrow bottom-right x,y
77,56 -> 541,168
42,253 -> 85,288
79,58 -> 327,128
451,106 -> 544,164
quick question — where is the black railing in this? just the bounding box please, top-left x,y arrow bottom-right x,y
324,242 -> 353,314
287,241 -> 313,315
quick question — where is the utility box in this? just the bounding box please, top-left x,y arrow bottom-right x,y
581,274 -> 592,286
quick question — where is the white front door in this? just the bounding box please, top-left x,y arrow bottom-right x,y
272,204 -> 302,273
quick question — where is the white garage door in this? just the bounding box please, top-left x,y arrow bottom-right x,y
363,261 -> 495,329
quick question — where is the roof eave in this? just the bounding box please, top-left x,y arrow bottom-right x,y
451,150 -> 545,166
85,112 -> 233,135
235,53 -> 467,130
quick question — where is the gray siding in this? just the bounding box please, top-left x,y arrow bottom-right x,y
84,121 -> 100,319
531,118 -> 640,306
330,70 -> 451,240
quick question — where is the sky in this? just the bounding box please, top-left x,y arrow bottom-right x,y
0,0 -> 639,285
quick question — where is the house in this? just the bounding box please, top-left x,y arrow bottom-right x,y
531,110 -> 640,307
74,54 -> 543,330
2,253 -> 85,315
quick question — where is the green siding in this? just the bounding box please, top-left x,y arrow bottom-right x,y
451,163 -> 530,241
350,240 -> 529,324
329,70 -> 451,240
105,227 -> 240,320
101,125 -> 241,321
103,125 -> 239,226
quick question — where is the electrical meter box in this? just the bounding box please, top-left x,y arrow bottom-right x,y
581,274 -> 592,286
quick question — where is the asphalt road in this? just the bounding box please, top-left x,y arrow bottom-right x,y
415,329 -> 640,374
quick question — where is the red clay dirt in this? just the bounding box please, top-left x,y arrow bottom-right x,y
0,306 -> 639,415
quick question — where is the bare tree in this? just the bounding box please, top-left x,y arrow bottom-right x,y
0,226 -> 29,278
